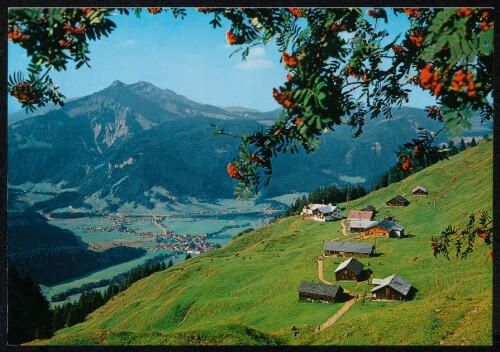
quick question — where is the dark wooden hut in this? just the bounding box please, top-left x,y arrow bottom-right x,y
298,281 -> 343,303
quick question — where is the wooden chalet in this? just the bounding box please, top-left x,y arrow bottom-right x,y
364,219 -> 405,238
349,220 -> 378,233
302,203 -> 341,222
371,274 -> 412,301
335,257 -> 364,282
298,281 -> 343,303
323,241 -> 374,258
412,186 -> 429,196
386,195 -> 410,207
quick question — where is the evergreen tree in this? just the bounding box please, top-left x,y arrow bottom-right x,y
8,265 -> 53,344
185,253 -> 192,260
167,259 -> 174,268
459,138 -> 466,151
470,137 -> 477,147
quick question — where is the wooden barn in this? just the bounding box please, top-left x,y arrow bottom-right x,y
323,241 -> 374,258
298,281 -> 343,303
386,195 -> 410,207
412,186 -> 429,196
349,220 -> 378,233
364,219 -> 405,238
371,274 -> 412,301
335,257 -> 364,282
301,203 -> 342,222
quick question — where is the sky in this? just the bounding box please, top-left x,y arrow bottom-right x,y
7,8 -> 436,115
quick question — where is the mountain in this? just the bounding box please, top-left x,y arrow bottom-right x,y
8,81 -> 492,212
30,138 -> 493,346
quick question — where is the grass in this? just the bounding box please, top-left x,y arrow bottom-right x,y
30,139 -> 493,346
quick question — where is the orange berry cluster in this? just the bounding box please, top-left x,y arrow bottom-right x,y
330,23 -> 347,32
282,51 -> 300,68
488,250 -> 493,259
457,8 -> 471,17
226,30 -> 242,45
419,64 -> 443,96
391,45 -> 405,54
451,70 -> 476,97
286,73 -> 293,81
410,34 -> 424,47
402,8 -> 422,18
401,156 -> 414,171
251,154 -> 265,166
63,22 -> 86,35
147,8 -> 163,14
8,27 -> 30,43
346,64 -> 361,79
81,8 -> 93,16
427,106 -> 443,122
11,81 -> 40,104
289,8 -> 304,18
272,87 -> 296,109
195,8 -> 214,13
227,163 -> 243,180
366,9 -> 382,18
294,117 -> 302,125
479,11 -> 493,31
59,39 -> 75,51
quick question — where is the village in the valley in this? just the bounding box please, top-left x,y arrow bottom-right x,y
296,185 -> 429,327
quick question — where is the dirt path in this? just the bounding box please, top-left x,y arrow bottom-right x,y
315,298 -> 357,332
340,219 -> 349,236
317,258 -> 334,285
316,256 -> 359,332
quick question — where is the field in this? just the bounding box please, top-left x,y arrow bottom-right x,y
31,139 -> 493,346
41,199 -> 281,303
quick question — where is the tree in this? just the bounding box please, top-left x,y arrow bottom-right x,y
459,138 -> 466,151
8,265 -> 53,344
185,253 -> 192,260
470,137 -> 477,147
431,211 -> 492,260
8,7 -> 493,198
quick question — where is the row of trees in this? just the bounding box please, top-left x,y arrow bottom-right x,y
8,257 -> 172,344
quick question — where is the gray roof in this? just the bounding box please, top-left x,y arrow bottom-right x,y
335,257 -> 364,275
349,220 -> 379,229
298,281 -> 342,297
324,241 -> 374,254
412,186 -> 428,193
371,274 -> 412,296
367,219 -> 404,232
387,195 -> 409,204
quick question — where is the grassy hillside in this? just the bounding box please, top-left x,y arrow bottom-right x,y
31,139 -> 493,346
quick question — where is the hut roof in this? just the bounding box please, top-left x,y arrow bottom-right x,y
298,281 -> 342,297
349,220 -> 379,229
323,241 -> 374,254
347,210 -> 374,220
371,274 -> 412,296
335,257 -> 364,275
367,219 -> 404,232
387,195 -> 410,205
412,186 -> 428,194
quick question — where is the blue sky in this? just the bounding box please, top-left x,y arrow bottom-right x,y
8,8 -> 436,114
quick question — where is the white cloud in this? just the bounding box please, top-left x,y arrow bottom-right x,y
234,47 -> 273,70
122,39 -> 137,46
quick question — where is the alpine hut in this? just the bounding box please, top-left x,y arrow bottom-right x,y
298,281 -> 344,303
335,257 -> 364,282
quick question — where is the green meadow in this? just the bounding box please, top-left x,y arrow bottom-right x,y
32,139 -> 493,346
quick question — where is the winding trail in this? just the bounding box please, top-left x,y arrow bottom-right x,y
340,219 -> 349,236
315,298 -> 357,332
315,256 -> 358,332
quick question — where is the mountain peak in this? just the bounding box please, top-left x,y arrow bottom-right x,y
110,80 -> 127,87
